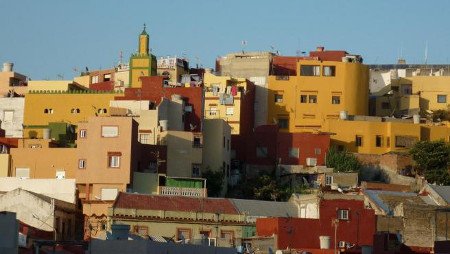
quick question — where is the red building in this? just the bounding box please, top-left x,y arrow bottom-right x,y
115,76 -> 203,132
89,80 -> 114,91
233,125 -> 330,166
256,198 -> 376,251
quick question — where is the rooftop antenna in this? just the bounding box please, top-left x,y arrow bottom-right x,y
241,40 -> 247,54
424,41 -> 428,65
119,51 -> 123,65
195,56 -> 199,69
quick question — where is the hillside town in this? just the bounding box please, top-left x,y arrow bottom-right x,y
0,25 -> 449,254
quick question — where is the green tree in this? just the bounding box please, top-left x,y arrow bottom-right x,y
326,147 -> 361,172
410,140 -> 450,185
202,170 -> 224,197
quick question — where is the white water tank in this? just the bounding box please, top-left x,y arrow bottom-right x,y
43,128 -> 51,139
159,120 -> 168,131
319,236 -> 331,249
2,62 -> 13,72
413,114 -> 420,124
339,110 -> 348,120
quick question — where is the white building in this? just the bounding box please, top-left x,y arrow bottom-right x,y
0,97 -> 24,137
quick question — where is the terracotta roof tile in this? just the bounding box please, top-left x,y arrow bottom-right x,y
113,192 -> 239,214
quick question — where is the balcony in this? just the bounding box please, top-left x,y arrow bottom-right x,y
158,186 -> 207,197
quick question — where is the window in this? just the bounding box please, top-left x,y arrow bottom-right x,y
401,84 -> 412,95
98,108 -> 108,114
381,102 -> 390,109
192,164 -> 201,177
108,153 -> 121,168
3,110 -> 14,123
331,96 -> 340,104
256,146 -> 268,158
199,230 -> 210,238
44,108 -> 53,114
278,118 -> 289,129
71,108 -> 80,114
355,135 -> 363,147
314,148 -> 321,155
437,95 -> 447,103
226,107 -> 234,116
101,126 -> 118,137
78,159 -> 86,169
309,95 -> 317,103
274,94 -> 283,103
79,129 -> 87,138
325,175 -> 333,185
289,148 -> 299,158
177,228 -> 191,241
103,74 -> 111,82
91,75 -> 99,84
221,230 -> 235,244
300,65 -> 320,76
209,107 -> 218,116
300,95 -> 308,103
323,66 -> 336,76
337,209 -> 349,220
376,135 -> 383,147
137,226 -> 148,236
139,134 -> 150,144
193,135 -> 203,148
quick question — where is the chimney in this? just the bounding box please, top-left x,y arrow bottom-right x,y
316,46 -> 325,52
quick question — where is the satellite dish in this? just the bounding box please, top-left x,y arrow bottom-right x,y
337,187 -> 343,193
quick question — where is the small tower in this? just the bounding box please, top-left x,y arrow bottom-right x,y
139,24 -> 149,55
129,24 -> 157,88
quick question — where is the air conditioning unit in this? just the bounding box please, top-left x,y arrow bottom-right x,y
306,157 -> 317,167
339,241 -> 347,248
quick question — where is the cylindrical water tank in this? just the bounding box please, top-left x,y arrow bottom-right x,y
159,120 -> 168,131
339,110 -> 348,120
3,62 -> 13,72
319,236 -> 331,249
43,128 -> 51,139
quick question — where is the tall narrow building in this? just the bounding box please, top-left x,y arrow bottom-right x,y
129,24 -> 157,88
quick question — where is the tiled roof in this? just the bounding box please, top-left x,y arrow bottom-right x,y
113,192 -> 239,214
362,182 -> 411,192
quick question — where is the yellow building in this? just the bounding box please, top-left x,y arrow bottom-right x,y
267,59 -> 369,132
322,117 -> 450,154
23,91 -> 118,138
375,76 -> 450,116
129,25 -> 157,88
203,71 -> 253,135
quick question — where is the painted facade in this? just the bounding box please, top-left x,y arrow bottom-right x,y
10,139 -> 77,179
0,63 -> 28,96
256,197 -> 376,250
267,57 -> 369,132
322,117 -> 450,154
76,117 -> 139,202
23,92 -> 118,138
27,80 -> 87,92
203,71 -> 255,135
375,76 -> 450,116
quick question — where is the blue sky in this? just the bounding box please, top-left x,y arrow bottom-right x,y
1,0 -> 450,79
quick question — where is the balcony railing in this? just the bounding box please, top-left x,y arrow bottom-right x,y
159,186 -> 206,197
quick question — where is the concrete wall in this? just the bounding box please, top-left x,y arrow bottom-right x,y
164,131 -> 202,177
0,97 -> 24,137
91,239 -> 236,254
132,172 -> 159,194
0,177 -> 76,203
